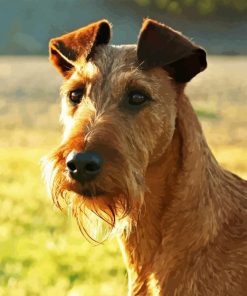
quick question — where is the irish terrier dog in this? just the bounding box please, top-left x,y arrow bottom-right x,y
44,19 -> 247,295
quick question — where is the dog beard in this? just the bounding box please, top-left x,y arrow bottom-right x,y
42,145 -> 145,243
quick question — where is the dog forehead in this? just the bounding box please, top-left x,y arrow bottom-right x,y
93,44 -> 138,74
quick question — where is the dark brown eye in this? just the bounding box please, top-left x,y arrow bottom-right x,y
128,91 -> 150,106
69,88 -> 84,105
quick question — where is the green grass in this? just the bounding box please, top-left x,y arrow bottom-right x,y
0,148 -> 127,296
196,109 -> 218,119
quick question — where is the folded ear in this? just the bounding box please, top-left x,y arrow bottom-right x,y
137,19 -> 207,83
49,20 -> 111,78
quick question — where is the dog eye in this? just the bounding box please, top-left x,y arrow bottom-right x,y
69,88 -> 84,105
128,91 -> 150,106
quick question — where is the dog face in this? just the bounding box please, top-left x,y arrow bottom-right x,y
44,19 -> 206,240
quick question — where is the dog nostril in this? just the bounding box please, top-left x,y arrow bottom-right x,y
67,160 -> 77,173
85,161 -> 100,173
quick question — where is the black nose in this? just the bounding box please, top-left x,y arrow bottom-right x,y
66,151 -> 103,183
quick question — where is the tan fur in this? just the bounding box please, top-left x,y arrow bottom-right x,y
44,21 -> 247,295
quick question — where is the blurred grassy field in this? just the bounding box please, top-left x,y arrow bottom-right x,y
0,56 -> 246,296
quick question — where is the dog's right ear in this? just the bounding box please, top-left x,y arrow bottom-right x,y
49,20 -> 111,78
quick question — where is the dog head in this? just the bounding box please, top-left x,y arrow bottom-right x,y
44,19 -> 207,241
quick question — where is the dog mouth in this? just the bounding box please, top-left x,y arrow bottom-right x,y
80,188 -> 107,198
71,183 -> 108,198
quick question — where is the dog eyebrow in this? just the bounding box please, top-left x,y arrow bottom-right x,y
76,61 -> 100,82
110,68 -> 160,95
60,62 -> 100,95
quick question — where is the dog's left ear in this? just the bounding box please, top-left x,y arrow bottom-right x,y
137,19 -> 207,83
49,20 -> 111,78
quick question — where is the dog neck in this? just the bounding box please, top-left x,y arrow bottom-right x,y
118,93 -> 230,295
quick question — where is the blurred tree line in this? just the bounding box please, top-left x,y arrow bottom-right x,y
133,0 -> 247,16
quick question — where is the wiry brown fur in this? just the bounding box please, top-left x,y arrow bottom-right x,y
44,20 -> 247,295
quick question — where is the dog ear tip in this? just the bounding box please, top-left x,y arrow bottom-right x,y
141,18 -> 155,30
49,38 -> 61,52
95,19 -> 112,45
198,48 -> 207,69
49,38 -> 56,47
99,19 -> 112,29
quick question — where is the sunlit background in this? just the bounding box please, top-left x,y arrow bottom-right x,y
0,1 -> 246,295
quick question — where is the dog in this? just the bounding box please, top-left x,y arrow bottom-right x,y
44,19 -> 247,295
